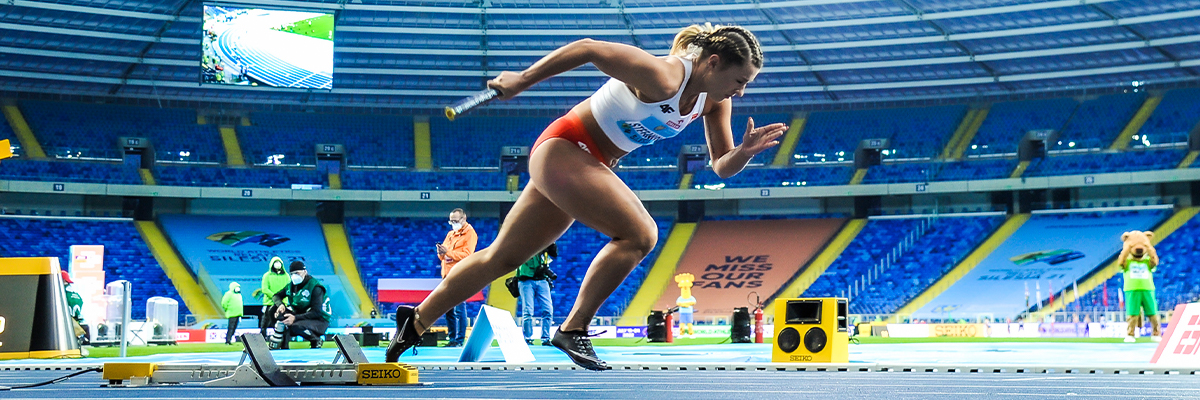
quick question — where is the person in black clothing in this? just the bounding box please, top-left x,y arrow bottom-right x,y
269,261 -> 332,349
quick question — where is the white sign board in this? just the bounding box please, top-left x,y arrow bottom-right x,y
458,305 -> 534,363
1151,302 -> 1200,366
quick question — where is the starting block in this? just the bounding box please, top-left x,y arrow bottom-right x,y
103,333 -> 422,387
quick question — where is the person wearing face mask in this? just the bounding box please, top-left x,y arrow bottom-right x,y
222,282 -> 244,345
255,256 -> 290,338
434,208 -> 477,347
269,261 -> 332,349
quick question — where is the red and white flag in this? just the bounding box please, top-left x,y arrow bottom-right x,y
377,278 -> 485,303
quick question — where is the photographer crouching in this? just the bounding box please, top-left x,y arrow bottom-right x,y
268,261 -> 332,349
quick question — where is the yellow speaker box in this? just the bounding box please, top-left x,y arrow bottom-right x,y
771,297 -> 848,363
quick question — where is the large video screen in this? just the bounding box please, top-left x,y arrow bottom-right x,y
202,4 -> 334,90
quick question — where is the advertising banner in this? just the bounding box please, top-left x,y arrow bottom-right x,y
656,218 -> 846,317
158,215 -> 355,318
1152,302 -> 1200,366
929,323 -> 988,337
913,211 -> 1165,319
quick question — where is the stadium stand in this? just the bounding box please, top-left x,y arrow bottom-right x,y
692,166 -> 854,188
1057,93 -> 1146,150
804,219 -> 924,301
966,98 -> 1078,156
862,162 -> 940,184
794,105 -> 967,163
341,169 -> 508,191
936,158 -> 1019,182
237,111 -> 414,167
19,100 -> 224,163
615,169 -> 680,190
0,158 -> 142,185
704,213 -> 848,221
1134,88 -> 1200,146
1078,211 -> 1200,313
1024,149 -> 1187,177
344,216 -> 673,321
852,216 -> 1005,314
0,217 -> 189,321
154,165 -> 326,188
556,217 -> 674,319
430,116 -> 553,168
345,217 -> 501,321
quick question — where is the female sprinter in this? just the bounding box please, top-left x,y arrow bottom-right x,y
387,24 -> 787,370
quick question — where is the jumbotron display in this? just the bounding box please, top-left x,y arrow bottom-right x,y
202,4 -> 334,90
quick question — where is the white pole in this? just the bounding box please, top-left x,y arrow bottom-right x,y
119,280 -> 131,358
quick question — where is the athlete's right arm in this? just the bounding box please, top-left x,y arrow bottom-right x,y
488,39 -> 678,100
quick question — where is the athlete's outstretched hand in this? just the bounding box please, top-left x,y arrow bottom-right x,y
487,71 -> 527,101
740,117 -> 787,156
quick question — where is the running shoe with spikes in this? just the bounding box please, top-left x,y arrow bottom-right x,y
550,329 -> 608,371
385,305 -> 422,362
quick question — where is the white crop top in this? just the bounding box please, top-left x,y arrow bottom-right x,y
589,56 -> 708,153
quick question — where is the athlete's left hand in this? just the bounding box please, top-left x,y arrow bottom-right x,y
740,117 -> 787,156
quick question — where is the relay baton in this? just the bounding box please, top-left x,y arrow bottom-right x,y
444,88 -> 500,121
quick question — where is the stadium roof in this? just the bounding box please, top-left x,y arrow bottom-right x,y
1,0 -> 1199,112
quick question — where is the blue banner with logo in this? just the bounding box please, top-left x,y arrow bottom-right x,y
912,210 -> 1167,320
159,214 -> 355,318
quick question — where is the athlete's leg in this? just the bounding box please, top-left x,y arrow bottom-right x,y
412,185 -> 576,332
530,139 -> 659,332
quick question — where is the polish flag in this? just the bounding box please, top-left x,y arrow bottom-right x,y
377,278 -> 485,303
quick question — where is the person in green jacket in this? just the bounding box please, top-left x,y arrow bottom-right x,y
255,256 -> 290,338
61,271 -> 89,345
222,282 -> 244,345
269,261 -> 332,349
516,243 -> 557,345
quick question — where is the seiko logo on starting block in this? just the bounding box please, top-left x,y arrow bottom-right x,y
790,355 -> 813,362
355,363 -> 418,385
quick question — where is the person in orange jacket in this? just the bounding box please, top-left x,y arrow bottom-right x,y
437,207 -> 478,347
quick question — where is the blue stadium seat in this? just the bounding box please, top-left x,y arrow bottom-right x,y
341,170 -> 507,191
0,218 -> 189,321
691,166 -> 853,188
1057,93 -> 1146,150
804,216 -> 1006,315
1025,149 -> 1186,177
1073,210 -> 1188,312
796,105 -> 967,163
238,112 -> 414,168
345,217 -> 500,321
20,100 -> 224,163
0,159 -> 142,185
967,98 -> 1078,157
430,116 -> 553,169
155,165 -> 326,188
1136,88 -> 1200,147
615,169 -> 680,190
345,216 -> 673,321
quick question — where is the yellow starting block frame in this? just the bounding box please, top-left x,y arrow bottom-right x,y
103,334 -> 423,387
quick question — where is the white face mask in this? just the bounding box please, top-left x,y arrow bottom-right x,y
291,273 -> 304,285
450,222 -> 463,231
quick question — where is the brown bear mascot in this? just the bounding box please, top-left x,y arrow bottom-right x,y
1117,231 -> 1161,343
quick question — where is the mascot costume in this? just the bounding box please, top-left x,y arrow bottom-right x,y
1118,230 -> 1161,343
675,273 -> 696,338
